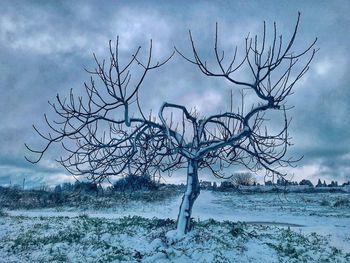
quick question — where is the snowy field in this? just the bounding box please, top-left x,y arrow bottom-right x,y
1,190 -> 349,262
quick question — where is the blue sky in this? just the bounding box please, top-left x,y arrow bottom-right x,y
0,0 -> 349,187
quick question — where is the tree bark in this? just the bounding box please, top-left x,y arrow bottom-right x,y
176,159 -> 200,235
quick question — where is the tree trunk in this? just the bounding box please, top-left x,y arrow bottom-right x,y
176,159 -> 200,235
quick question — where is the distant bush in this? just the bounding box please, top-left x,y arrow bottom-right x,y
113,174 -> 158,191
219,181 -> 235,191
299,179 -> 313,187
230,173 -> 256,187
74,181 -> 99,194
61,182 -> 75,192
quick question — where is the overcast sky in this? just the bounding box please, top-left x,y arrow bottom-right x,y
0,0 -> 349,187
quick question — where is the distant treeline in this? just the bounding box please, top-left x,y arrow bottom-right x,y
197,172 -> 350,191
1,174 -> 349,209
0,175 -> 184,209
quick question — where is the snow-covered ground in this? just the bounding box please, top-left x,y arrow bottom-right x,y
1,190 -> 350,262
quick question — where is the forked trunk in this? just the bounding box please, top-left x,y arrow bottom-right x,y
176,160 -> 200,235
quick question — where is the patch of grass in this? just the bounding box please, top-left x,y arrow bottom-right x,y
1,215 -> 348,263
266,228 -> 347,262
320,199 -> 330,206
333,198 -> 350,208
0,209 -> 8,217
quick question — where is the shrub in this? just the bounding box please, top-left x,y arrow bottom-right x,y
113,174 -> 158,191
230,173 -> 256,187
333,198 -> 350,207
299,179 -> 314,187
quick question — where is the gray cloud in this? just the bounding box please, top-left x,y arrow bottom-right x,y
0,0 -> 349,187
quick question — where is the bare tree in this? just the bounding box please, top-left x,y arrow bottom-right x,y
26,13 -> 316,236
230,172 -> 256,187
